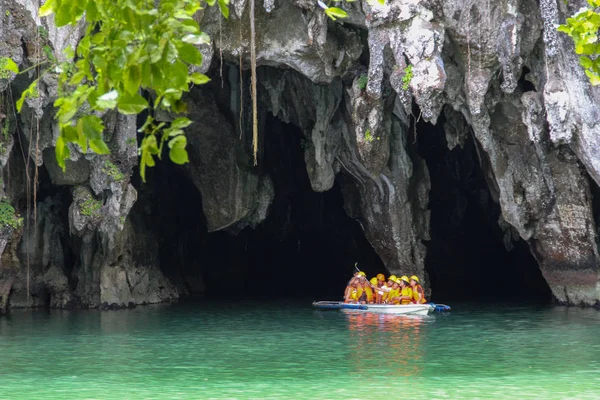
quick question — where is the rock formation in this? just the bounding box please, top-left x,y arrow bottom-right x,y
0,0 -> 599,309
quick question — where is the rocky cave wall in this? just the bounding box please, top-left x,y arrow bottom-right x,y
1,0 -> 600,310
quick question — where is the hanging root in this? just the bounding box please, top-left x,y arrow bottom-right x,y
239,23 -> 244,140
250,0 -> 258,165
219,14 -> 224,88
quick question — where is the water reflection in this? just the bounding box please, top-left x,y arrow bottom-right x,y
344,312 -> 432,377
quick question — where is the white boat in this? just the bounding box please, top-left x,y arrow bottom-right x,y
312,301 -> 434,315
344,303 -> 433,315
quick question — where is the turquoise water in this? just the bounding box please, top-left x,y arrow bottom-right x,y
1,301 -> 600,399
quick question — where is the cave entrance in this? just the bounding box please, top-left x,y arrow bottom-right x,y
200,115 -> 385,299
134,114 -> 385,300
417,112 -> 552,303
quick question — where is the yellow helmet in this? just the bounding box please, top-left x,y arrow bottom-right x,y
388,274 -> 397,283
376,273 -> 385,281
409,275 -> 420,283
400,275 -> 410,284
357,271 -> 366,277
370,277 -> 378,285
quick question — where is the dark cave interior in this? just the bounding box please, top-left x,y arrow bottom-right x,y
133,114 -> 385,300
131,103 -> 553,303
415,114 -> 552,303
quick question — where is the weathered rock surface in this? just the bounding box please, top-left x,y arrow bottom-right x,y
1,0 -> 600,310
198,0 -> 600,305
0,277 -> 13,314
180,88 -> 274,232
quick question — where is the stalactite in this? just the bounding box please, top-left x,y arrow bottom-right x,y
250,0 -> 258,165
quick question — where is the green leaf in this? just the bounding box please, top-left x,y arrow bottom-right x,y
77,133 -> 88,153
16,80 -> 37,113
85,0 -> 98,20
150,64 -> 164,88
62,125 -> 78,142
54,5 -> 72,26
580,56 -> 594,69
206,0 -> 216,6
585,69 -> 600,85
168,61 -> 189,90
138,116 -> 155,133
171,117 -> 192,129
188,72 -> 210,85
124,65 -> 142,95
96,90 -> 119,109
145,135 -> 159,155
168,135 -> 186,149
169,134 -> 189,164
180,19 -> 201,33
2,58 -> 19,74
89,139 -> 110,154
140,149 -> 152,183
218,0 -> 229,19
171,99 -> 187,114
141,62 -> 152,87
55,135 -> 70,172
181,33 -> 211,45
139,134 -> 161,182
184,1 -> 202,15
167,128 -> 184,137
169,147 -> 189,164
117,93 -> 148,114
39,0 -> 56,17
163,42 -> 178,64
324,7 -> 348,20
63,46 -> 75,60
69,70 -> 87,85
77,115 -> 104,140
177,43 -> 203,65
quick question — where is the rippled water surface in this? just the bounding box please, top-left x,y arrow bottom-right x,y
1,301 -> 600,399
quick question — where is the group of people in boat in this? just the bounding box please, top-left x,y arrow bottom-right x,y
344,271 -> 427,305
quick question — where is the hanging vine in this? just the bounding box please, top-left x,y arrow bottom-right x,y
250,0 -> 258,165
239,23 -> 244,140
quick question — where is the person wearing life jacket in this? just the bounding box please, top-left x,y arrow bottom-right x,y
409,275 -> 427,304
376,273 -> 386,286
398,276 -> 413,305
384,276 -> 401,304
344,270 -> 366,302
365,277 -> 378,304
344,278 -> 364,303
351,274 -> 371,304
369,277 -> 384,304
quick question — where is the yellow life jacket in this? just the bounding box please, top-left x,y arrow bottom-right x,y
363,286 -> 374,302
400,287 -> 413,305
350,287 -> 364,301
386,288 -> 400,304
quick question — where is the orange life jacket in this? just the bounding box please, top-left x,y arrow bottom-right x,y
412,284 -> 426,303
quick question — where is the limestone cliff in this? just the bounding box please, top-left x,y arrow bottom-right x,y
1,0 -> 599,309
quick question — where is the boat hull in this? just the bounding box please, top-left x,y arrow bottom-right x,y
312,301 -> 433,315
